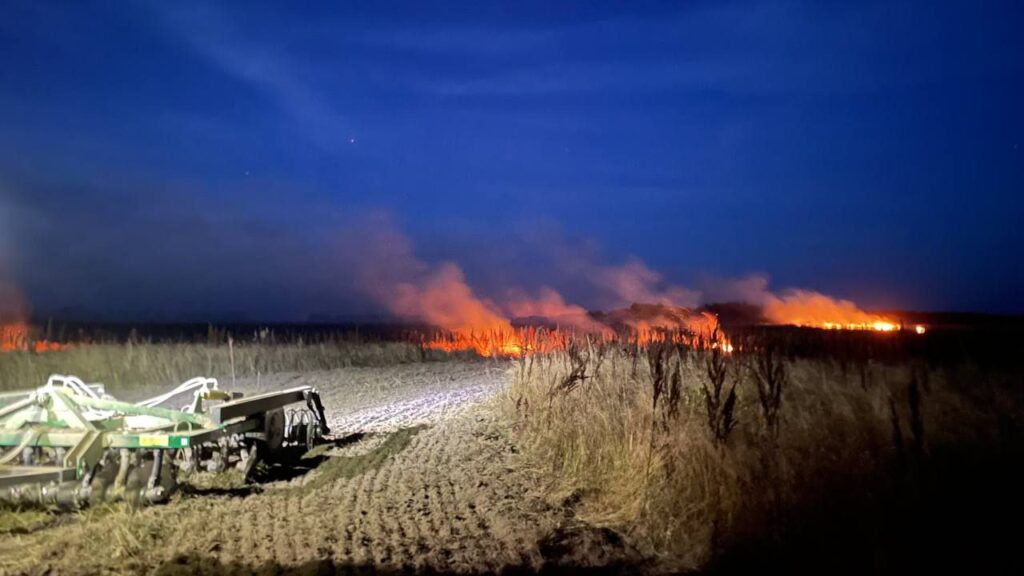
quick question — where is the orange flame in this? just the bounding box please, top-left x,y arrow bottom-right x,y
419,313 -> 731,358
421,326 -> 573,357
0,322 -> 70,354
820,320 -> 898,332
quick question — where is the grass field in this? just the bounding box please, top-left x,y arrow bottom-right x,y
0,339 -> 461,394
1,327 -> 1022,574
501,333 -> 1024,573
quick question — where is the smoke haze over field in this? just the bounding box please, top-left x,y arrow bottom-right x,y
1,1 -> 1022,319
0,192 -> 26,323
0,194 -> 904,329
303,215 -> 917,330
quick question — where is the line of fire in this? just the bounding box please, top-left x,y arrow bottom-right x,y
2,303 -> 927,358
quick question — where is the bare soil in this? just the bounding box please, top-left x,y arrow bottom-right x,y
0,361 -> 641,575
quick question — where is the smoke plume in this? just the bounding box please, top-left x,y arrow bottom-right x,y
700,274 -> 890,326
585,259 -> 701,309
334,216 -> 889,334
0,197 -> 28,324
762,290 -> 887,326
391,263 -> 508,332
503,287 -> 609,332
334,213 -> 508,331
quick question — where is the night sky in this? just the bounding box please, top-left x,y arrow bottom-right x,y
1,1 -> 1021,322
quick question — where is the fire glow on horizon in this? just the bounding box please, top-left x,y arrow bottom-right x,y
0,321 -> 68,354
0,314 -> 925,358
416,315 -> 923,359
410,282 -> 929,358
0,219 -> 926,357
418,323 -> 732,359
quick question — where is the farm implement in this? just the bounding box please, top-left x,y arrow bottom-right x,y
0,375 -> 330,508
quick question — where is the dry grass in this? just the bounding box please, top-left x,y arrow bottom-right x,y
0,340 -> 455,394
0,503 -> 165,574
501,340 -> 1024,571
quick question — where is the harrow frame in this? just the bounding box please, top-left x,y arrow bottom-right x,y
0,375 -> 330,507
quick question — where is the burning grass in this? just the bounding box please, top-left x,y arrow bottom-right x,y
0,312 -> 922,397
0,322 -> 69,353
416,310 -> 728,359
500,334 -> 1024,572
419,326 -> 569,357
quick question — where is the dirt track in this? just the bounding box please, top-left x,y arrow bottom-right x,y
248,362 -> 506,435
0,361 -> 638,575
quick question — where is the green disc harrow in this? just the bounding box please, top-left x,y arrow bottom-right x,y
0,375 -> 330,508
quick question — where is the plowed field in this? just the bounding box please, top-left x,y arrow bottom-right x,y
0,362 -> 639,575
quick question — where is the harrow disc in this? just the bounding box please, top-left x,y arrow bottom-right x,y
88,449 -> 176,506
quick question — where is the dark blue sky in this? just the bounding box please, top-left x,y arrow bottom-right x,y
1,0 -> 1021,321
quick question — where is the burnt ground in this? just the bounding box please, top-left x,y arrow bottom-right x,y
0,362 -> 643,575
